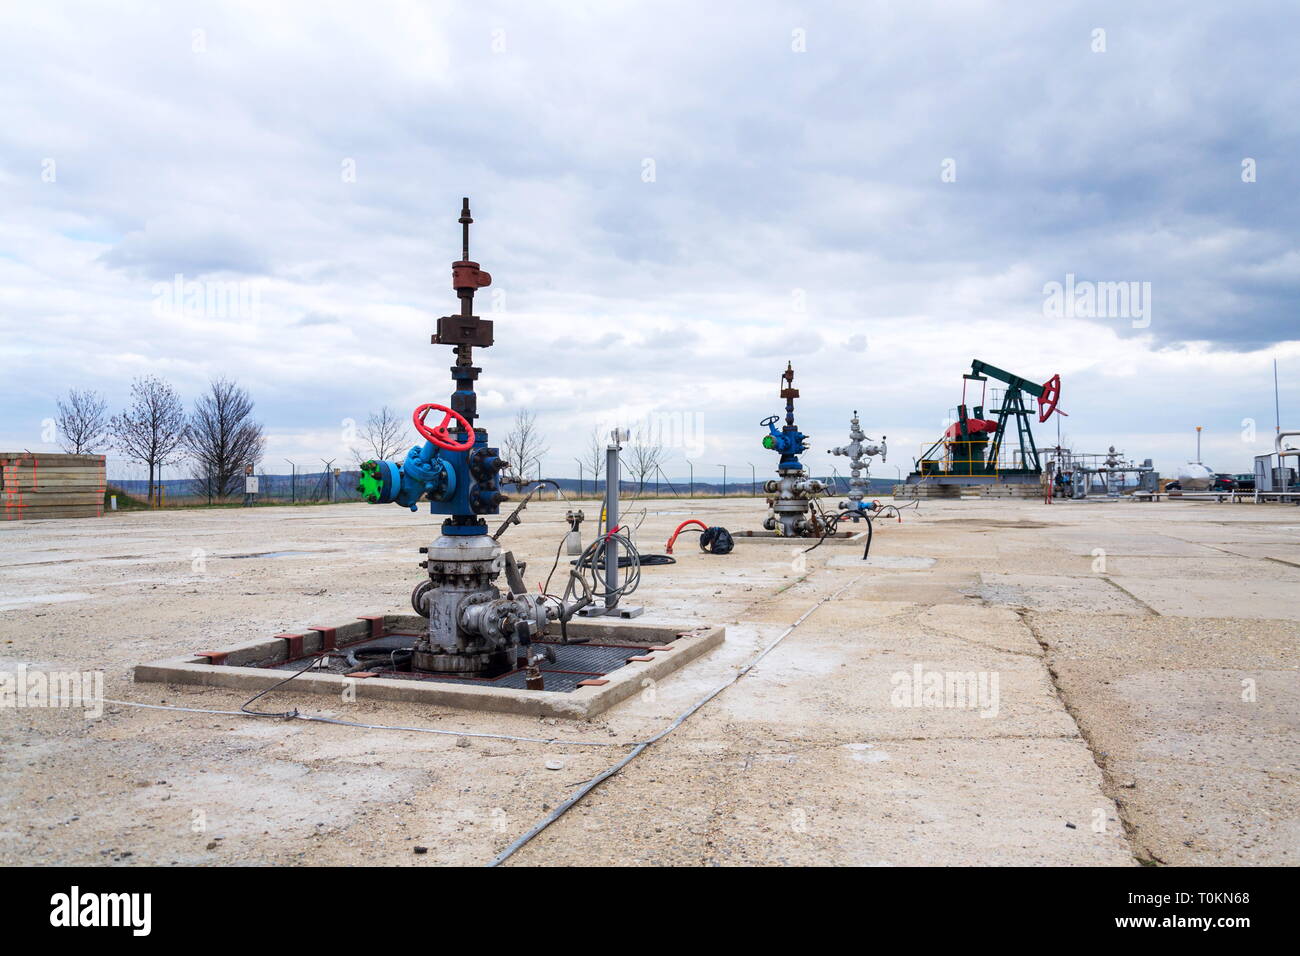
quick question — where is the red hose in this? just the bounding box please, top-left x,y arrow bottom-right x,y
665,519 -> 707,554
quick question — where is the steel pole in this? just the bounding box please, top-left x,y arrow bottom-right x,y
604,442 -> 619,609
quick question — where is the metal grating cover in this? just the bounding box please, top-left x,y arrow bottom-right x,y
273,635 -> 644,693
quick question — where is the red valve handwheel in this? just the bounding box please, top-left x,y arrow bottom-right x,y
1038,374 -> 1066,423
413,403 -> 474,452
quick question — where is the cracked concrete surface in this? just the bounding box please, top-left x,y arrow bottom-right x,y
0,496 -> 1294,865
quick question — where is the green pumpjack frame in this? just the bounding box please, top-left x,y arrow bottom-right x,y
918,359 -> 1045,480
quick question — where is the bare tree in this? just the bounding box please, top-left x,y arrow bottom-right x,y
626,421 -> 666,492
54,388 -> 110,454
111,375 -> 188,505
185,378 -> 267,499
501,408 -> 548,490
582,425 -> 607,495
352,406 -> 410,463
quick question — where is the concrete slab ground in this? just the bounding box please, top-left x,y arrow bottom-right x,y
0,495 -> 1294,865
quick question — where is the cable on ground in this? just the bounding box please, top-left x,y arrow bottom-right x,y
486,572 -> 864,866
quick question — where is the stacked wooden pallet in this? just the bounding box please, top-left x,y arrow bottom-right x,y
1,452 -> 106,520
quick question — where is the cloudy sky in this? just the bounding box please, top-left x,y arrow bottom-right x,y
2,0 -> 1296,483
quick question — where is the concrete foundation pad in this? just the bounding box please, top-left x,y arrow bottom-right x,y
1101,575 -> 1300,619
4,495 -> 1295,866
135,615 -> 725,719
972,572 -> 1150,614
1028,611 -> 1299,864
523,735 -> 1132,866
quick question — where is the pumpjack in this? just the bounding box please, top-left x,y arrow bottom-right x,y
914,360 -> 1065,481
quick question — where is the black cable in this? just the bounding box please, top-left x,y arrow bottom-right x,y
541,529 -> 568,595
623,506 -> 649,532
801,498 -> 839,553
571,552 -> 674,568
487,573 -> 866,866
240,653 -> 329,718
493,479 -> 565,539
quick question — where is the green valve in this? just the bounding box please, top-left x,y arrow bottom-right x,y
762,435 -> 775,450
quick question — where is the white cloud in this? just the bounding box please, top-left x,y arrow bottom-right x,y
1,0 -> 1297,483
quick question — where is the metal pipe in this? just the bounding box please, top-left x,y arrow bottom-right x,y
1274,359 -> 1281,436
604,439 -> 619,609
1275,430 -> 1300,459
1276,430 -> 1300,498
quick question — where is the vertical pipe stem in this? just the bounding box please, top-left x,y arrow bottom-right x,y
604,441 -> 619,609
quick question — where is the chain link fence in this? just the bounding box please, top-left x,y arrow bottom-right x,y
106,462 -> 898,508
108,467 -> 365,506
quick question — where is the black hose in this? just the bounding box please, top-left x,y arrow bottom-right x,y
353,646 -> 414,670
573,553 -> 674,568
802,499 -> 839,553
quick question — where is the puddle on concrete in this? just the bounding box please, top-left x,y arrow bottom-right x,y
827,555 -> 937,570
2,553 -> 152,569
931,519 -> 1054,529
843,742 -> 890,763
0,592 -> 91,611
221,550 -> 341,560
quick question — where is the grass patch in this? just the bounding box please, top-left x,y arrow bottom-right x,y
104,485 -> 149,510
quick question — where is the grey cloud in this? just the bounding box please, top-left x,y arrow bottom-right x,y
295,312 -> 341,327
0,0 -> 1297,478
98,215 -> 271,279
744,331 -> 824,358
